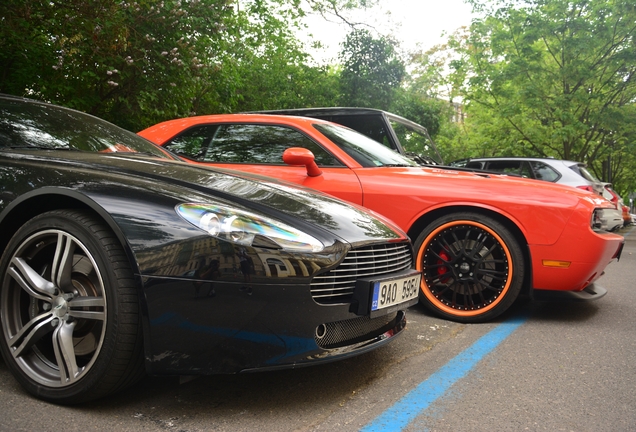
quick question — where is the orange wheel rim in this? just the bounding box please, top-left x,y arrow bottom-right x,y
416,220 -> 513,317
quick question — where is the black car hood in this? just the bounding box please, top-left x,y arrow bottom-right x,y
0,150 -> 406,246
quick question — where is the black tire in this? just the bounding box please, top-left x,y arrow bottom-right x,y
414,212 -> 525,323
0,210 -> 145,404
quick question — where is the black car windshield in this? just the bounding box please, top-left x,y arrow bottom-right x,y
314,123 -> 419,168
387,114 -> 444,165
0,97 -> 173,158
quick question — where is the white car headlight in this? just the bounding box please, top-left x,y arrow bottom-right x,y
176,203 -> 325,252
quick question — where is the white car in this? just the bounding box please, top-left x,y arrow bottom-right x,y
450,157 -> 625,230
450,157 -> 606,195
600,183 -> 628,231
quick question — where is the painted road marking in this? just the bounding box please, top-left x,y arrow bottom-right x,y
361,315 -> 528,432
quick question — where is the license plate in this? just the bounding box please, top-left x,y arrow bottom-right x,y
371,273 -> 421,312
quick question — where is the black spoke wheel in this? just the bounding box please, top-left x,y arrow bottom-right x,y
414,212 -> 524,323
0,210 -> 144,404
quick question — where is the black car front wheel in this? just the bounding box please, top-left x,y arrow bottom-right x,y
414,212 -> 525,323
0,210 -> 144,404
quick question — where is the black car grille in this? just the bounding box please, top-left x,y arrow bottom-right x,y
314,311 -> 401,349
310,242 -> 413,305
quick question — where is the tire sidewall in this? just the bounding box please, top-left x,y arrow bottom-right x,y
0,210 -> 123,403
414,212 -> 524,323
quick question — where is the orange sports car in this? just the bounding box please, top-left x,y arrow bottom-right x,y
139,114 -> 625,323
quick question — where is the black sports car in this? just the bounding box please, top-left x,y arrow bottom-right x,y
0,95 -> 420,404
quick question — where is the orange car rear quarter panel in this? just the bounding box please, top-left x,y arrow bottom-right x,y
529,201 -> 624,291
353,168 -> 578,246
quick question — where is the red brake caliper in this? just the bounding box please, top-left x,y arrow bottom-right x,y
437,250 -> 451,283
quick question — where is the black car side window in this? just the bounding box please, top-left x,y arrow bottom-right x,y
332,114 -> 392,148
205,124 -> 342,166
486,160 -> 523,175
519,161 -> 534,179
465,161 -> 484,169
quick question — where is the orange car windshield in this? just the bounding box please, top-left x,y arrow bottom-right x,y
314,123 -> 418,168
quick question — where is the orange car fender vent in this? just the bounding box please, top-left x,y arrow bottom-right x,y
542,260 -> 571,268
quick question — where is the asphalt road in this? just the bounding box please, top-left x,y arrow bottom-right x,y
1,225 -> 635,432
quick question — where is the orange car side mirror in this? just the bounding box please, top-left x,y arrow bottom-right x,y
282,147 -> 323,177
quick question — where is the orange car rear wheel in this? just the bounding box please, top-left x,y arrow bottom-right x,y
414,212 -> 524,323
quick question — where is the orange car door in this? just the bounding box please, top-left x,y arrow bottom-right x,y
164,122 -> 364,205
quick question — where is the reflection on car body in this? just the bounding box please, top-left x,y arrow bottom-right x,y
256,106 -> 445,166
452,158 -> 626,231
140,113 -> 625,325
0,95 -> 420,404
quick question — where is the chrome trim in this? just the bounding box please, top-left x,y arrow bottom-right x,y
310,243 -> 413,304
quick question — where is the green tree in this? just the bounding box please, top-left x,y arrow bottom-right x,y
0,0 -> 368,130
338,29 -> 405,109
446,0 -> 636,191
394,43 -> 470,163
225,0 -> 341,111
603,102 -> 636,197
1,0 -> 241,129
390,90 -> 442,137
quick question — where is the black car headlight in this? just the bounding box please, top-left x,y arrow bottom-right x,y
176,203 -> 325,252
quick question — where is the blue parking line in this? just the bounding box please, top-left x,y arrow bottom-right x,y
361,315 -> 528,432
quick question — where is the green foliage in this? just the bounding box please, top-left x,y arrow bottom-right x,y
447,0 -> 636,193
304,0 -> 377,14
395,36 -> 469,164
602,102 -> 636,197
4,0 -> 634,196
225,1 -> 341,112
390,90 -> 442,137
338,29 -> 405,109
1,0 -> 241,129
0,0 -> 349,130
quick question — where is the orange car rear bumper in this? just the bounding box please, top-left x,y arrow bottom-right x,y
529,227 -> 624,292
